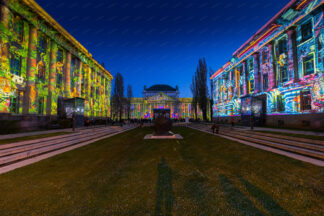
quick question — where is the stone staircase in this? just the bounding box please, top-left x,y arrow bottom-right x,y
188,123 -> 324,166
0,125 -> 136,170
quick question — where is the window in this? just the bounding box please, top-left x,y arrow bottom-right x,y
262,50 -> 269,65
37,63 -> 46,82
38,35 -> 47,54
224,73 -> 229,81
263,74 -> 269,91
37,97 -> 44,115
278,38 -> 287,54
303,54 -> 314,76
301,20 -> 313,42
81,69 -> 85,97
96,87 -> 99,97
56,73 -> 63,89
248,59 -> 254,71
280,66 -> 289,83
13,16 -> 23,42
277,95 -> 285,112
57,48 -> 63,62
300,90 -> 311,111
10,56 -> 21,76
249,79 -> 254,93
91,87 -> 94,98
9,96 -> 18,114
71,58 -> 76,92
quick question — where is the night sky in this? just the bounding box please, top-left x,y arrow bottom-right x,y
35,0 -> 289,97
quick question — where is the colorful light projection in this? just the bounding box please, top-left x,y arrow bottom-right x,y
0,0 -> 112,117
212,0 -> 324,118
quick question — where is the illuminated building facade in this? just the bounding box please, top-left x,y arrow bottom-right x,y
0,0 -> 113,119
129,85 -> 207,120
211,0 -> 324,129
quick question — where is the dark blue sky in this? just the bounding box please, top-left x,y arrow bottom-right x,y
36,0 -> 289,97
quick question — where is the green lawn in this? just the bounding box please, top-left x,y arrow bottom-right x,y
257,130 -> 324,141
0,127 -> 323,215
0,132 -> 72,145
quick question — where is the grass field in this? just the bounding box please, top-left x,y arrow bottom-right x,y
0,127 -> 323,215
0,132 -> 72,145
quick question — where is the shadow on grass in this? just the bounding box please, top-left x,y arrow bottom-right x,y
219,174 -> 265,216
154,157 -> 174,216
238,177 -> 292,216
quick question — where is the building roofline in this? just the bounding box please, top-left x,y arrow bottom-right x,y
210,0 -> 324,80
233,0 -> 297,56
21,0 -> 113,80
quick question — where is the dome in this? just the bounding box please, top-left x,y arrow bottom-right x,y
145,84 -> 177,92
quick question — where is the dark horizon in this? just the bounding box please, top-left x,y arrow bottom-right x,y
35,0 -> 289,97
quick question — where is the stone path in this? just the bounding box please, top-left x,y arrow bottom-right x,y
188,123 -> 324,167
0,125 -> 137,175
0,125 -> 112,140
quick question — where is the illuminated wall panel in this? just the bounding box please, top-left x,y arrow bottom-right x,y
0,0 -> 113,118
211,0 -> 324,119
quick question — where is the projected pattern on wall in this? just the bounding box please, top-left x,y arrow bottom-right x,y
211,0 -> 324,118
0,0 -> 112,117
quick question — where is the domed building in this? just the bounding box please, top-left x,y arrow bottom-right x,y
129,84 -> 208,120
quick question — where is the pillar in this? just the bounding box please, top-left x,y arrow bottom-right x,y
64,51 -> 71,97
243,61 -> 248,95
0,0 -> 10,75
287,28 -> 298,82
46,40 -> 57,116
77,60 -> 82,97
23,25 -> 38,114
253,52 -> 260,93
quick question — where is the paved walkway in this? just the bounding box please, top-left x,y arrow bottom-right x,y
198,123 -> 324,136
0,125 -> 112,140
239,126 -> 324,136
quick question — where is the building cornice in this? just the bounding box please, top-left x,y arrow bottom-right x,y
20,0 -> 113,80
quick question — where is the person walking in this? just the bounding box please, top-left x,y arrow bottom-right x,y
231,118 -> 235,128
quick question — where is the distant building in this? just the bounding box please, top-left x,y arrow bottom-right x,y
211,0 -> 324,129
125,84 -> 208,120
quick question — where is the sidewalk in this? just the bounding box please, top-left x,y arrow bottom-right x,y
0,125 -> 108,140
238,126 -> 324,136
191,122 -> 324,136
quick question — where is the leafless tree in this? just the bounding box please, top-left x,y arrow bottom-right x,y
112,73 -> 124,121
196,58 -> 209,121
126,85 -> 133,120
190,72 -> 198,120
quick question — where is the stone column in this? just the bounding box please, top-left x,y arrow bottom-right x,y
77,60 -> 82,97
253,52 -> 260,93
0,0 -> 10,76
46,40 -> 57,116
87,67 -> 92,116
242,61 -> 248,96
287,28 -> 298,82
64,51 -> 71,97
23,25 -> 38,114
